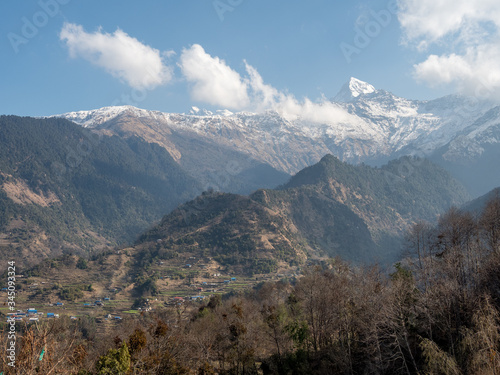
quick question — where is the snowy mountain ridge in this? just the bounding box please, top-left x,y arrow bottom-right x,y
52,78 -> 500,194
54,78 -> 495,163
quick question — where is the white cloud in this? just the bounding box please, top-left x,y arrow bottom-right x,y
413,54 -> 472,86
60,23 -> 172,90
414,45 -> 500,98
277,97 -> 359,125
398,0 -> 500,99
398,0 -> 500,42
179,44 -> 250,109
244,62 -> 281,111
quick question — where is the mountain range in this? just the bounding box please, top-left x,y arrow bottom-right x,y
53,77 -> 500,196
0,115 -> 470,268
2,77 -> 499,266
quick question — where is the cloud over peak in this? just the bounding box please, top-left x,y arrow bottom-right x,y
178,44 -> 354,124
60,23 -> 172,90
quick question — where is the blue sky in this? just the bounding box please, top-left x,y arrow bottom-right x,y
1,0 -> 498,117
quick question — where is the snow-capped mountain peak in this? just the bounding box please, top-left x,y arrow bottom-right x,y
333,77 -> 376,103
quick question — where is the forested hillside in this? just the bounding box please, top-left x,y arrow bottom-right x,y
0,116 -> 201,265
135,155 -> 469,271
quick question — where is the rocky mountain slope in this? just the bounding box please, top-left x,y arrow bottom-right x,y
136,155 -> 469,270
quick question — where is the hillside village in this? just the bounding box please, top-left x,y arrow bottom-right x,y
0,248 -> 308,331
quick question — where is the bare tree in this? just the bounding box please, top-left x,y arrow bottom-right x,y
480,194 -> 500,254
